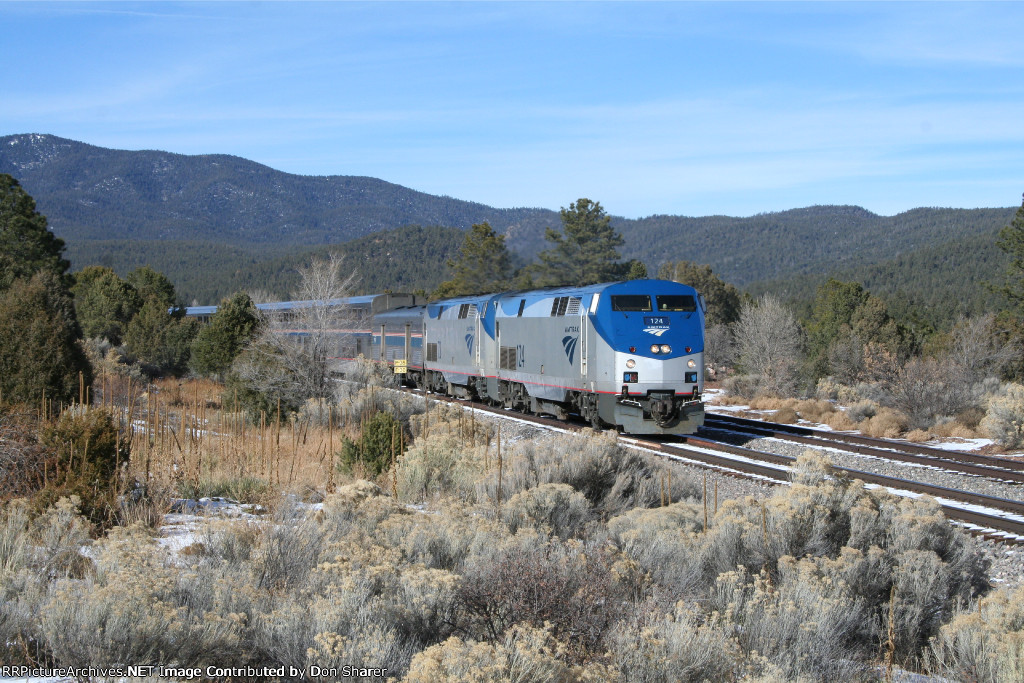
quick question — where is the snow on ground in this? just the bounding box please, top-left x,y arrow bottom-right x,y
156,497 -> 266,555
926,437 -> 996,452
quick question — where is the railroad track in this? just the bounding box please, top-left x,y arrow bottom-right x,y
405,389 -> 1024,544
665,432 -> 1024,542
704,412 -> 1024,483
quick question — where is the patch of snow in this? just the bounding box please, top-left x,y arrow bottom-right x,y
925,437 -> 995,452
157,497 -> 265,556
705,404 -> 751,414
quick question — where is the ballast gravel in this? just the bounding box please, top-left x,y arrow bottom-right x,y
700,422 -> 1024,503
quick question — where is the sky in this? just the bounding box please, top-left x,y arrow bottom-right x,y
2,1 -> 1023,219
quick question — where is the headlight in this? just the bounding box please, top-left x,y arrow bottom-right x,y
687,359 -> 697,368
625,359 -> 636,368
660,344 -> 671,354
650,344 -> 660,354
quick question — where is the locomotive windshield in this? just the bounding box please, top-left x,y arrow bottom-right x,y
611,295 -> 652,312
655,295 -> 697,312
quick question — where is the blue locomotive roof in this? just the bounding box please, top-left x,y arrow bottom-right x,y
426,280 -> 703,346
426,293 -> 495,318
491,279 -> 699,315
490,279 -> 704,356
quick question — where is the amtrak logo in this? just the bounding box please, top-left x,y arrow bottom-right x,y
561,335 -> 579,365
465,333 -> 475,355
644,327 -> 670,337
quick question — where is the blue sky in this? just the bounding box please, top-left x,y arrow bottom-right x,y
2,1 -> 1023,218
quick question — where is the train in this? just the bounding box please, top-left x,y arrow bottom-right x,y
186,279 -> 706,435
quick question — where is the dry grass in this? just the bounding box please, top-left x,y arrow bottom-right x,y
0,376 -> 423,507
859,407 -> 910,439
2,424 -> 1000,681
793,399 -> 836,423
714,394 -> 749,406
122,378 -> 375,498
5,373 -> 1013,679
931,420 -> 979,439
773,406 -> 799,424
823,411 -> 858,432
904,429 -> 933,443
748,396 -> 794,411
745,397 -> 835,425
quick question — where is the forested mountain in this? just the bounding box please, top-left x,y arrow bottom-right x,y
0,134 -> 557,249
66,225 -> 467,305
2,133 -> 1017,313
747,226 -> 1011,329
617,205 -> 1017,288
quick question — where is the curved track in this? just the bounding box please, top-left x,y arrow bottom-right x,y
664,432 -> 1024,542
705,412 -> 1024,482
408,389 -> 1024,544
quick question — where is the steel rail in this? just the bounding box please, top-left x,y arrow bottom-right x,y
663,435 -> 1024,540
405,389 -> 1024,542
703,414 -> 1024,484
706,412 -> 1024,473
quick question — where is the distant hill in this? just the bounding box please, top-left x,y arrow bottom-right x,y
616,205 -> 1017,288
65,225 -> 468,305
1,134 -> 1017,315
747,226 -> 1012,329
0,133 -> 558,250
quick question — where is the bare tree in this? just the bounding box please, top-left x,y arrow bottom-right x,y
289,253 -> 360,399
947,313 -> 1018,385
704,323 -> 736,379
733,294 -> 802,397
877,315 -> 1018,430
826,332 -> 864,385
246,288 -> 278,305
885,356 -> 971,429
231,254 -> 359,413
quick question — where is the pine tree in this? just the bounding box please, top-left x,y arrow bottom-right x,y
190,291 -> 263,377
126,265 -> 177,309
804,278 -> 870,378
0,272 -> 92,405
803,278 -> 913,380
435,221 -> 513,296
0,173 -> 70,291
658,261 -> 742,326
995,193 -> 1024,311
533,198 -> 625,286
72,266 -> 142,344
123,297 -> 199,376
623,259 -> 648,280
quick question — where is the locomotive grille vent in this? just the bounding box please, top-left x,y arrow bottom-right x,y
550,296 -> 582,316
499,346 -> 517,370
458,303 -> 479,319
426,343 -> 438,362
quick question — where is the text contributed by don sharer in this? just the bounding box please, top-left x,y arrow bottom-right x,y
0,665 -> 389,680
